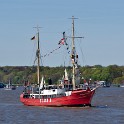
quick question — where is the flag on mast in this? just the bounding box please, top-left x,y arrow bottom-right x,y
31,36 -> 35,40
58,38 -> 65,45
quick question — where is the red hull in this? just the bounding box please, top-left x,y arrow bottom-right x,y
20,89 -> 95,107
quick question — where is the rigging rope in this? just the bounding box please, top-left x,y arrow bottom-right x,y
41,46 -> 62,58
40,32 -> 70,58
33,32 -> 71,66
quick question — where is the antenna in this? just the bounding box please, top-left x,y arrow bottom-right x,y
69,16 -> 78,20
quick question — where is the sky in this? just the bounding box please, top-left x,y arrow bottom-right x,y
0,0 -> 124,67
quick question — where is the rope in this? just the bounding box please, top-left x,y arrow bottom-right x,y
41,46 -> 62,58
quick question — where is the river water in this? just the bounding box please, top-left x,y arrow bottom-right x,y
0,86 -> 124,124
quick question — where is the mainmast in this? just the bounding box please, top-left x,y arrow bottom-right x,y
70,16 -> 82,90
71,16 -> 76,90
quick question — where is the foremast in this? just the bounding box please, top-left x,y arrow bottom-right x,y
34,26 -> 41,86
37,30 -> 40,86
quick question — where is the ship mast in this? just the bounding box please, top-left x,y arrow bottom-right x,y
34,26 -> 41,86
71,16 -> 76,90
70,16 -> 82,90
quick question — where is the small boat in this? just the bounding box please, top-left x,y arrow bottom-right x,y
97,81 -> 111,87
20,16 -> 97,107
4,80 -> 16,90
120,85 -> 124,88
103,82 -> 111,87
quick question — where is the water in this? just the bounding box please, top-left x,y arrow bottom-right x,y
0,87 -> 124,124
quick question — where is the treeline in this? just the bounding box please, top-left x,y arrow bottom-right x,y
0,65 -> 124,85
